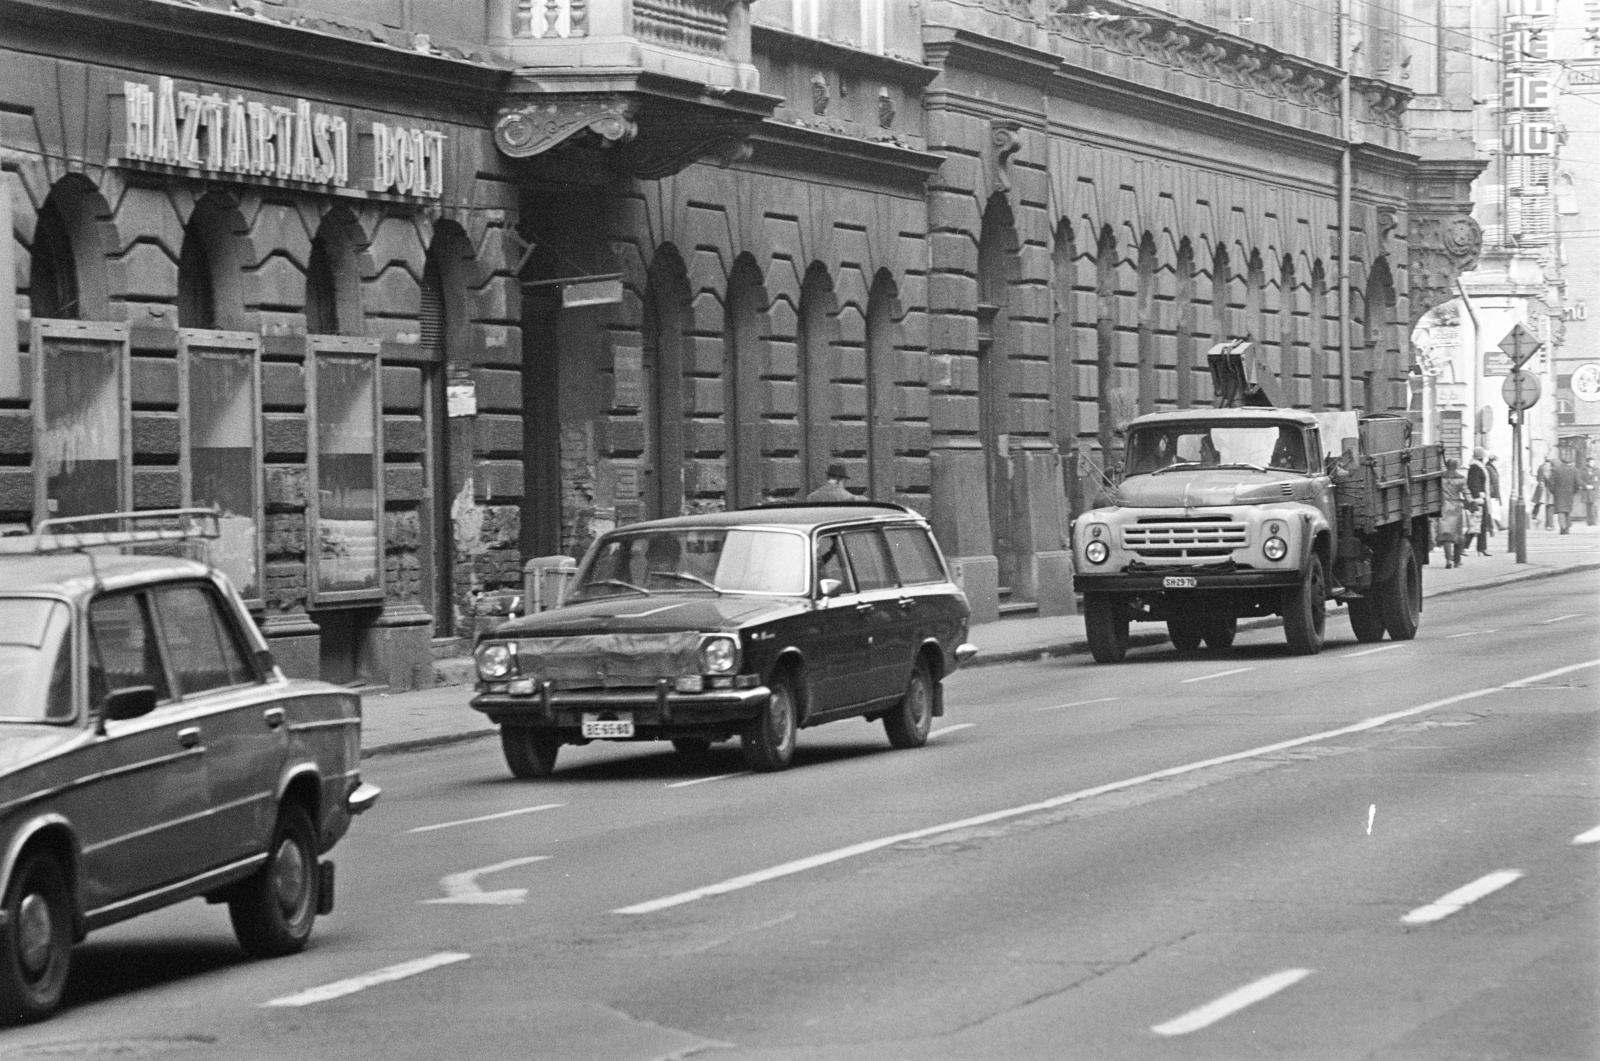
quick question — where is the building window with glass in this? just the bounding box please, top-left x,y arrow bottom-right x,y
308,337 -> 383,604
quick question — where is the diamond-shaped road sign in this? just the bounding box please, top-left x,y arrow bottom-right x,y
1498,323 -> 1542,370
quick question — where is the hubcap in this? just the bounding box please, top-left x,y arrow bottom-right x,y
770,689 -> 794,752
17,892 -> 54,978
272,839 -> 309,919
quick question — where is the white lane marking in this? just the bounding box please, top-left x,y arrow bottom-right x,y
262,952 -> 471,1007
1401,869 -> 1524,925
1445,632 -> 1479,639
930,723 -> 974,740
1538,613 -> 1583,625
1347,644 -> 1408,658
422,856 -> 549,905
667,773 -> 746,789
1572,825 -> 1600,845
408,803 -> 564,834
1036,697 -> 1119,712
1367,804 -> 1376,835
1151,969 -> 1313,1037
614,658 -> 1600,915
1180,666 -> 1255,684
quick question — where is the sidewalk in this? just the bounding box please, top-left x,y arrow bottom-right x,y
357,522 -> 1600,758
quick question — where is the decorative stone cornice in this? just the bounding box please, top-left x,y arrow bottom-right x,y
1408,157 -> 1488,324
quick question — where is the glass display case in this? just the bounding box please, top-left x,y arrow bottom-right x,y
308,336 -> 384,605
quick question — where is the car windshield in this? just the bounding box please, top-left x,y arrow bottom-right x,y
0,597 -> 74,722
1125,422 -> 1309,475
571,528 -> 809,599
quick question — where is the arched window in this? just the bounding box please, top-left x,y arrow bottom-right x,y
305,211 -> 367,336
29,200 -> 78,321
865,270 -> 899,500
798,262 -> 837,491
724,256 -> 767,507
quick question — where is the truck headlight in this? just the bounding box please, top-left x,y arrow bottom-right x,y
699,635 -> 739,674
1262,536 -> 1288,561
1085,540 -> 1110,565
476,641 -> 519,680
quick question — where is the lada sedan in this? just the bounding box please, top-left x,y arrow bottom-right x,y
0,510 -> 378,1022
472,503 -> 976,777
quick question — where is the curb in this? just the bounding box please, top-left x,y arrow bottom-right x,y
361,560 -> 1598,758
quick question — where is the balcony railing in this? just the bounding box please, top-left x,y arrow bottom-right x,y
507,0 -> 735,60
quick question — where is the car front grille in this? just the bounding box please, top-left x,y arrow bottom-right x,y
514,632 -> 703,689
1122,517 -> 1247,559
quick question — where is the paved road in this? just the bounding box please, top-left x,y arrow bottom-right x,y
2,570 -> 1595,1060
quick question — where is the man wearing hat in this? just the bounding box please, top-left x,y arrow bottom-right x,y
806,461 -> 856,502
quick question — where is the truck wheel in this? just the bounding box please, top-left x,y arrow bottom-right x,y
0,853 -> 72,1023
1201,615 -> 1237,650
1167,618 -> 1202,652
1347,598 -> 1386,642
1084,594 -> 1129,663
1379,539 -> 1422,641
1282,555 -> 1327,655
502,727 -> 561,779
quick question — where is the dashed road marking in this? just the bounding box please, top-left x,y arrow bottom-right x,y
1573,825 -> 1600,845
1151,969 -> 1313,1037
668,773 -> 747,789
930,723 -> 974,740
1035,697 -> 1119,712
1347,644 -> 1408,658
1401,870 -> 1524,925
1538,613 -> 1583,624
408,804 -> 564,834
262,952 -> 471,1007
1180,667 -> 1255,684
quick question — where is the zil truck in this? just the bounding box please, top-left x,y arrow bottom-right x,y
1070,342 -> 1444,662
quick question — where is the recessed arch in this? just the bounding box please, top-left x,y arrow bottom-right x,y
305,207 -> 369,336
177,191 -> 248,330
725,253 -> 768,507
28,175 -> 113,321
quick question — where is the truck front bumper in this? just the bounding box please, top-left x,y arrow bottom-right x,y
1075,566 -> 1302,595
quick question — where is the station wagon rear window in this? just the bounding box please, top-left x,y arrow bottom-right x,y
573,528 -> 807,598
0,598 -> 73,722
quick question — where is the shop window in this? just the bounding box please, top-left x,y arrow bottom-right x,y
180,330 -> 262,600
32,320 -> 130,521
308,336 -> 384,605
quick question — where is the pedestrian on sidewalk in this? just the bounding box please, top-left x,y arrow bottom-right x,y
1533,454 -> 1555,529
806,462 -> 855,502
1486,453 -> 1503,536
1549,452 -> 1581,534
1582,457 -> 1598,527
1437,457 -> 1470,567
1464,448 -> 1490,555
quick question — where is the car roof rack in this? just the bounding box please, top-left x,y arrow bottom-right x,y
0,507 -> 221,556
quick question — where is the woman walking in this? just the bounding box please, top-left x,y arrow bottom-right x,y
1437,457 -> 1471,568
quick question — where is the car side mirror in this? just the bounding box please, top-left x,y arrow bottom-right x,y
103,685 -> 158,723
254,647 -> 278,676
818,578 -> 843,598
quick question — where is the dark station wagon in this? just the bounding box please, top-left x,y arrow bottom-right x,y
0,510 -> 378,1022
471,503 -> 976,777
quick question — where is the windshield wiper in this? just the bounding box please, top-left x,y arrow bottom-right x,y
649,570 -> 721,593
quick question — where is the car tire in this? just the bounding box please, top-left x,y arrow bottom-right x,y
1378,538 -> 1422,641
229,804 -> 319,958
1282,554 -> 1327,655
742,673 -> 797,772
1084,594 -> 1129,663
1347,597 -> 1387,643
1167,617 -> 1203,652
0,853 -> 72,1024
1201,615 -> 1237,650
884,658 -> 934,749
501,727 -> 561,779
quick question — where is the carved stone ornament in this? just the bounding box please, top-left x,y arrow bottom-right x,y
1408,212 -> 1484,325
989,119 -> 1023,193
811,73 -> 830,116
494,97 -> 639,160
878,88 -> 895,130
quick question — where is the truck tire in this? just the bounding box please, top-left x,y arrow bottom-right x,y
1282,554 -> 1326,655
1167,617 -> 1202,652
1378,538 -> 1422,641
1085,594 -> 1129,663
1201,615 -> 1237,650
1347,598 -> 1386,642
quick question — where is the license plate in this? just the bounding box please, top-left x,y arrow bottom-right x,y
581,713 -> 634,738
1162,576 -> 1199,589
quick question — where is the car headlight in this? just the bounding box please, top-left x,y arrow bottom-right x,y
699,635 -> 739,674
476,641 -> 519,680
1262,536 -> 1288,561
1085,539 -> 1110,565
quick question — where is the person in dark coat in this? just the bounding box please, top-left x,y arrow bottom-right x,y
806,462 -> 855,502
1437,457 -> 1470,568
1485,453 -> 1502,535
1548,453 -> 1582,534
1463,448 -> 1489,555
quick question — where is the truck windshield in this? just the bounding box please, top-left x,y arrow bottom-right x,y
571,528 -> 809,599
1126,423 -> 1309,474
0,598 -> 73,722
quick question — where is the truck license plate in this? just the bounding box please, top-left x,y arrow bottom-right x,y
1162,576 -> 1198,589
582,713 -> 634,738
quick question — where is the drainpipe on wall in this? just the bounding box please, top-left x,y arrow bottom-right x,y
0,164 -> 17,400
1338,0 -> 1354,412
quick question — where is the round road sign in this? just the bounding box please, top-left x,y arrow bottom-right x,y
1502,369 -> 1541,411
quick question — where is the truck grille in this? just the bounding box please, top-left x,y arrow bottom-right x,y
1122,517 -> 1247,559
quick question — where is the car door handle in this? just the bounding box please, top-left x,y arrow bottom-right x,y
855,601 -> 875,613
263,708 -> 286,730
897,596 -> 914,609
177,726 -> 201,749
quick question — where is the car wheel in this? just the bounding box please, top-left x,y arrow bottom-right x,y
884,657 -> 934,750
1282,554 -> 1327,655
229,804 -> 318,958
1166,617 -> 1202,652
1347,596 -> 1386,643
1084,594 -> 1129,663
501,727 -> 561,779
742,673 -> 797,772
0,853 -> 72,1023
1379,538 -> 1422,641
1201,615 -> 1237,650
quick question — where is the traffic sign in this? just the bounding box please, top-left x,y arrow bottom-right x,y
1498,324 -> 1542,370
1502,368 -> 1541,411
